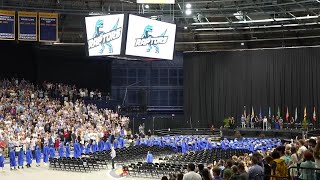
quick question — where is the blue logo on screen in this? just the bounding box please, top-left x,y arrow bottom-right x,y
87,19 -> 121,54
134,25 -> 168,53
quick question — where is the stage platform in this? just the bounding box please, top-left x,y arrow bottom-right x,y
221,128 -> 320,139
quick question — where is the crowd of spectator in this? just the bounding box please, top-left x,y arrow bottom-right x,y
0,78 -> 129,157
160,137 -> 320,180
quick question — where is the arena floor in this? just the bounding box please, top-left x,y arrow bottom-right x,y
0,162 -> 151,180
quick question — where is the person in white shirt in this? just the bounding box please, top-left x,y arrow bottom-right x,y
263,116 -> 268,131
110,146 -> 116,169
183,163 -> 202,180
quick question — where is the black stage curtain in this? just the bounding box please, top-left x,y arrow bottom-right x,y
184,47 -> 320,128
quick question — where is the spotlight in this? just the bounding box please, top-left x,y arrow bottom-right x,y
185,9 -> 192,15
184,26 -> 188,30
145,4 -> 149,9
186,3 -> 192,8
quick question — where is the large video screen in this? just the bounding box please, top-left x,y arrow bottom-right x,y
85,14 -> 124,56
125,14 -> 176,60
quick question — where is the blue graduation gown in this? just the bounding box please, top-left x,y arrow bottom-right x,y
113,141 -> 118,149
49,147 -> 55,159
9,150 -> 17,167
58,147 -> 64,158
43,146 -> 50,163
91,144 -> 98,153
0,154 -> 4,167
65,146 -> 71,158
135,139 -> 140,146
85,144 -> 91,154
146,153 -> 153,163
119,137 -> 124,148
98,141 -> 105,152
18,150 -> 24,166
35,149 -> 41,163
26,150 -> 33,164
104,141 -> 111,151
181,142 -> 187,154
73,142 -> 80,158
80,144 -> 84,156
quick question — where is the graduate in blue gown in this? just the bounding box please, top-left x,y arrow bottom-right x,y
98,140 -> 104,152
104,141 -> 111,151
9,147 -> 17,170
181,140 -> 188,154
43,144 -> 50,163
119,137 -> 124,149
85,142 -> 91,154
92,141 -> 98,153
113,139 -> 118,149
65,143 -> 71,158
35,146 -> 41,167
26,148 -> 33,168
0,150 -> 4,170
135,138 -> 140,146
18,147 -> 24,169
58,143 -> 65,158
80,144 -> 84,156
49,145 -> 55,159
146,151 -> 153,163
73,140 -> 81,158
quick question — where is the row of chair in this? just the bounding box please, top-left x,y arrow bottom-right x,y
49,157 -> 108,172
123,162 -> 187,178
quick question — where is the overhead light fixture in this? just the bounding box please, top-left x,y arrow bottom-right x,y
185,9 -> 192,15
184,26 -> 188,30
186,3 -> 192,8
145,4 -> 149,9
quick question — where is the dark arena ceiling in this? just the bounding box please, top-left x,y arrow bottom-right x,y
2,0 -> 320,51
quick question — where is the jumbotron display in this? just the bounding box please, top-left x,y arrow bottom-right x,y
125,14 -> 176,60
85,14 -> 124,56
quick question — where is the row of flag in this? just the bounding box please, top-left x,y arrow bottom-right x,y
243,106 -> 317,123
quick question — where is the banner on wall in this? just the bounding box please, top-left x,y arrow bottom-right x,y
18,11 -> 37,41
39,12 -> 58,42
0,10 -> 15,40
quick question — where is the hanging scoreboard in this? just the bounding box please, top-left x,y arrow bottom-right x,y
0,10 -> 15,40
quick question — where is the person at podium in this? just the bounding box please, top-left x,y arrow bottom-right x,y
263,116 -> 268,131
241,115 -> 246,128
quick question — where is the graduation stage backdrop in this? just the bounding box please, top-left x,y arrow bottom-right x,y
184,47 -> 320,128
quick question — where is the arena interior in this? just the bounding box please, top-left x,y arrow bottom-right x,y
1,0 -> 320,180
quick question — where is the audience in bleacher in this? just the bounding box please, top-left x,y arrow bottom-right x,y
0,78 -> 130,161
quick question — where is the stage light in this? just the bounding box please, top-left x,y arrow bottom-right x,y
184,26 -> 188,30
186,3 -> 192,8
241,42 -> 244,46
145,4 -> 149,9
185,9 -> 192,15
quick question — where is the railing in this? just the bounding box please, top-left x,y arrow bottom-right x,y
154,128 -> 220,136
288,166 -> 320,180
254,174 -> 289,180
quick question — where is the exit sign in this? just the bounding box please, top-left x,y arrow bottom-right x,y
137,0 -> 175,4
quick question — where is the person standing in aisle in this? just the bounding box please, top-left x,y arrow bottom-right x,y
110,146 -> 116,169
9,147 -> 17,170
0,149 -> 4,171
26,147 -> 33,168
35,146 -> 41,167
